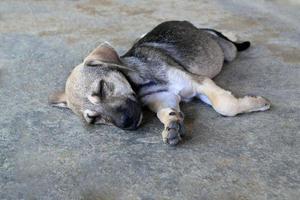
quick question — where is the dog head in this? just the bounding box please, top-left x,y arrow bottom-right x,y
49,42 -> 142,130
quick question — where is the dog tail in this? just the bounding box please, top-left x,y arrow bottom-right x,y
201,28 -> 251,52
234,41 -> 251,51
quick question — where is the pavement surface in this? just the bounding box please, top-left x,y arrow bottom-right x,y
0,0 -> 299,199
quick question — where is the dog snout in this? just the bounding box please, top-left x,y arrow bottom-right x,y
114,98 -> 142,130
118,113 -> 139,130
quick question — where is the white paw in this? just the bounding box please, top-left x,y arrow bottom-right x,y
247,95 -> 271,112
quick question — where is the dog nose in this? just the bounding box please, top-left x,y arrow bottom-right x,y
118,113 -> 139,130
120,114 -> 134,129
114,98 -> 142,130
116,113 -> 142,130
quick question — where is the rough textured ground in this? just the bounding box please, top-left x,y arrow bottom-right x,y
0,0 -> 299,199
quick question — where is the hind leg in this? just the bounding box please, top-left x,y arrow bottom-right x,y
192,76 -> 271,116
203,28 -> 250,62
203,29 -> 237,62
142,92 -> 185,145
214,36 -> 237,62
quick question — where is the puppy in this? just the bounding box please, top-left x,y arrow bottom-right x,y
49,21 -> 271,145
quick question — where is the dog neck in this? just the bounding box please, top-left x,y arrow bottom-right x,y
120,56 -> 169,99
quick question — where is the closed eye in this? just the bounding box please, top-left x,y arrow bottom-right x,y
91,80 -> 114,101
92,80 -> 107,100
99,79 -> 106,99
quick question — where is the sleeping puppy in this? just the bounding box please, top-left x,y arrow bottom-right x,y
49,21 -> 271,145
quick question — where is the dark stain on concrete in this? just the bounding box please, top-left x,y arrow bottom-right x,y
66,36 -> 79,45
217,16 -> 259,31
119,6 -> 155,16
75,0 -> 113,16
38,26 -> 122,37
75,0 -> 154,17
267,44 -> 300,63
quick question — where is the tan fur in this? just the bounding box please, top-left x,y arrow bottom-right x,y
142,69 -> 270,144
144,93 -> 184,144
84,42 -> 122,66
48,91 -> 67,108
49,43 -> 141,128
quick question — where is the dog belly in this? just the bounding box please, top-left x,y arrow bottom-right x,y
168,68 -> 212,105
179,88 -> 196,101
168,68 -> 197,101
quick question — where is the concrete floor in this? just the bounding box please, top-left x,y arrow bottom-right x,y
0,0 -> 299,199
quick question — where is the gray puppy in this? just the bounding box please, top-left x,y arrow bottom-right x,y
49,21 -> 271,145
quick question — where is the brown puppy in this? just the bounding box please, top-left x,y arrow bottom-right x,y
49,21 -> 271,145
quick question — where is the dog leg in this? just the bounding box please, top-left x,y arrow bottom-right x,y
142,92 -> 185,145
193,77 -> 271,116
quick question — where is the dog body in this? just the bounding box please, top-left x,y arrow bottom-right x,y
50,21 -> 271,145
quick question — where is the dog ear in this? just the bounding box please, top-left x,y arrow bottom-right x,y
83,42 -> 122,66
83,42 -> 136,73
48,91 -> 68,108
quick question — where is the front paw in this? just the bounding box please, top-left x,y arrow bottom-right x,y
162,121 -> 185,146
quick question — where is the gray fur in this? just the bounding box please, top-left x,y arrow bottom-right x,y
121,21 -> 236,82
211,35 -> 237,62
121,20 -> 237,95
